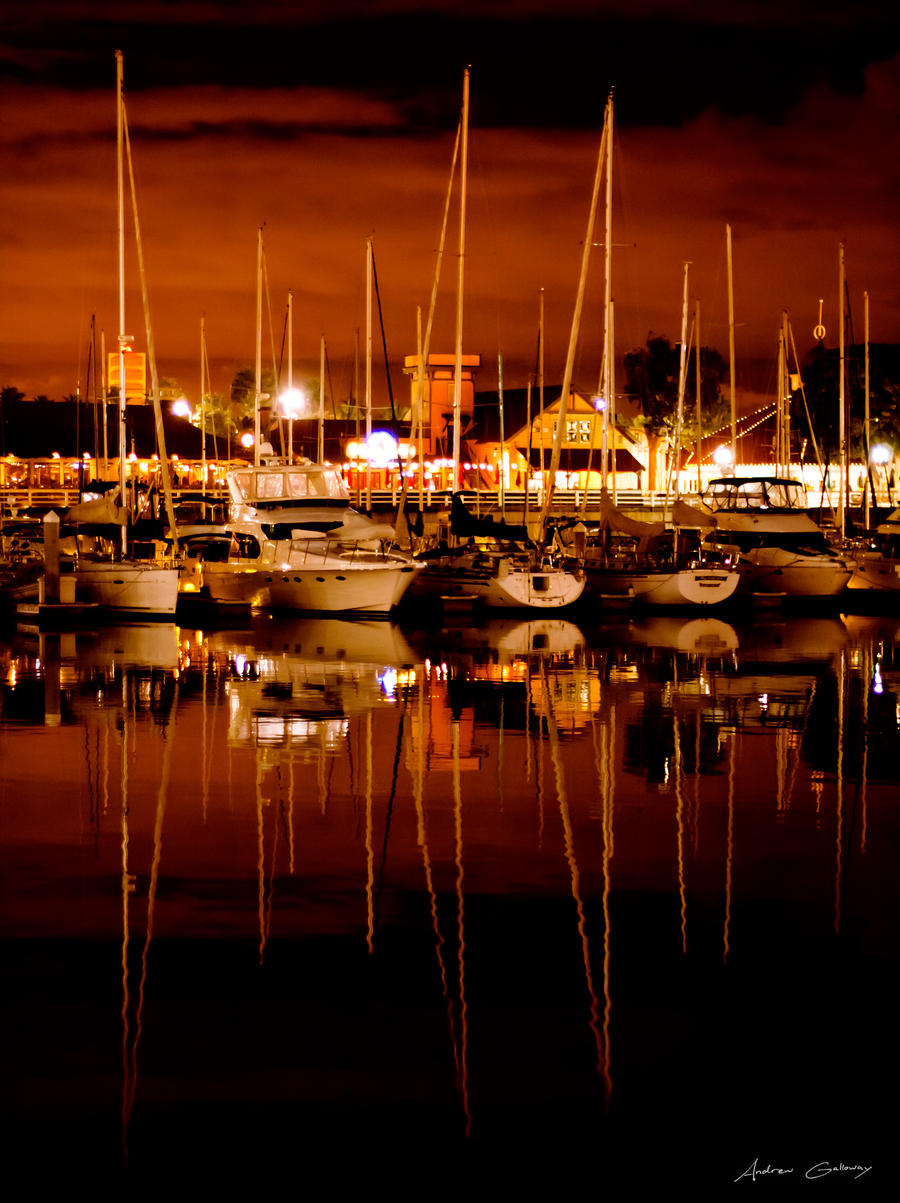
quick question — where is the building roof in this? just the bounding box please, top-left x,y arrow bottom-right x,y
0,399 -> 221,460
470,385 -> 642,449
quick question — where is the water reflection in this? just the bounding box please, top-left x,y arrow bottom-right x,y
1,611 -> 897,1185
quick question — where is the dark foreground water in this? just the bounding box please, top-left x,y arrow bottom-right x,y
1,608 -> 897,1192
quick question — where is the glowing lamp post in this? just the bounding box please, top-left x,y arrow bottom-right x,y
713,444 -> 734,475
365,431 -> 399,486
871,443 -> 893,506
240,432 -> 255,451
279,387 -> 306,464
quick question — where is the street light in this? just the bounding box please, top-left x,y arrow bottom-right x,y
871,443 -> 893,507
713,444 -> 734,473
279,387 -> 306,464
364,430 -> 399,470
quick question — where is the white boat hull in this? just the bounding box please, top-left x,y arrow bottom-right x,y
412,562 -> 585,610
736,548 -> 853,597
74,560 -> 179,615
201,560 -> 419,615
584,566 -> 739,607
846,555 -> 900,592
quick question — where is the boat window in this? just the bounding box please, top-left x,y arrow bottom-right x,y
231,532 -> 261,559
765,482 -> 805,509
286,468 -> 349,500
231,472 -> 251,500
704,482 -> 735,510
256,472 -> 285,499
738,482 -> 767,508
287,472 -> 312,498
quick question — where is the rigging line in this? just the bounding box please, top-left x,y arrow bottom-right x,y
541,662 -> 606,1085
277,297 -> 289,388
324,340 -> 338,420
126,682 -> 179,1126
121,101 -> 179,546
413,677 -> 460,1082
365,711 -> 375,954
370,247 -> 397,424
260,246 -> 286,455
264,772 -> 282,947
469,130 -> 506,357
373,700 -> 407,931
452,716 -> 471,1137
256,752 -> 267,965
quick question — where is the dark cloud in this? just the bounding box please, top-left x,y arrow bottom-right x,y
2,3 -> 899,131
0,2 -> 898,401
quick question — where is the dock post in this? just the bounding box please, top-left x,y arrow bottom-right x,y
42,511 -> 61,604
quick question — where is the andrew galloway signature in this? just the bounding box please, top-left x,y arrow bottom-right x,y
736,1158 -> 872,1183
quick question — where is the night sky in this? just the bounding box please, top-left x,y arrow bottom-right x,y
2,0 -> 898,410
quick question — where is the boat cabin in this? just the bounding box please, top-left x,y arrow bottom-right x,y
702,477 -> 807,513
227,459 -> 350,511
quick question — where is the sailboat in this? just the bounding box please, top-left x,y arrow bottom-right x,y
405,68 -> 584,612
180,227 -> 419,617
846,506 -> 900,593
697,476 -> 854,599
410,491 -> 585,610
568,202 -> 737,609
575,489 -> 740,607
67,52 -> 179,618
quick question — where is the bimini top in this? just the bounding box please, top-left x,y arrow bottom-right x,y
701,477 -> 807,513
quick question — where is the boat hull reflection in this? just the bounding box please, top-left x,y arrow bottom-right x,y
0,611 -> 896,1187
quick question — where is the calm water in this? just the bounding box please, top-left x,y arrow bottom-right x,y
1,608 -> 897,1190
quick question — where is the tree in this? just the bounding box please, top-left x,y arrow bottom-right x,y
794,343 -> 900,469
0,386 -> 25,456
198,391 -> 234,439
623,334 -> 728,490
231,366 -> 277,426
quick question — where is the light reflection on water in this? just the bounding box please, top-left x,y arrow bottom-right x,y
1,611 -> 898,1187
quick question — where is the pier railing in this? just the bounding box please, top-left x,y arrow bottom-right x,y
1,485 -> 883,520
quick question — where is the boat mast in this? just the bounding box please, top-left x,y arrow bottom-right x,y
671,261 -> 690,518
539,104 -> 609,538
498,353 -> 506,518
418,119 -> 461,504
451,67 -> 470,494
781,311 -> 792,477
838,242 -> 846,540
319,335 -> 326,463
776,319 -> 784,476
116,50 -> 128,557
200,315 -> 206,484
286,291 -> 293,464
864,290 -> 870,528
255,226 -> 263,469
416,306 -> 424,509
726,224 -> 737,470
365,236 -> 373,508
121,86 -> 179,548
538,288 -> 545,490
695,300 -> 702,493
101,328 -> 109,477
603,92 -> 615,501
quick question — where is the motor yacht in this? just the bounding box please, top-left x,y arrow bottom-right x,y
697,476 -> 854,599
